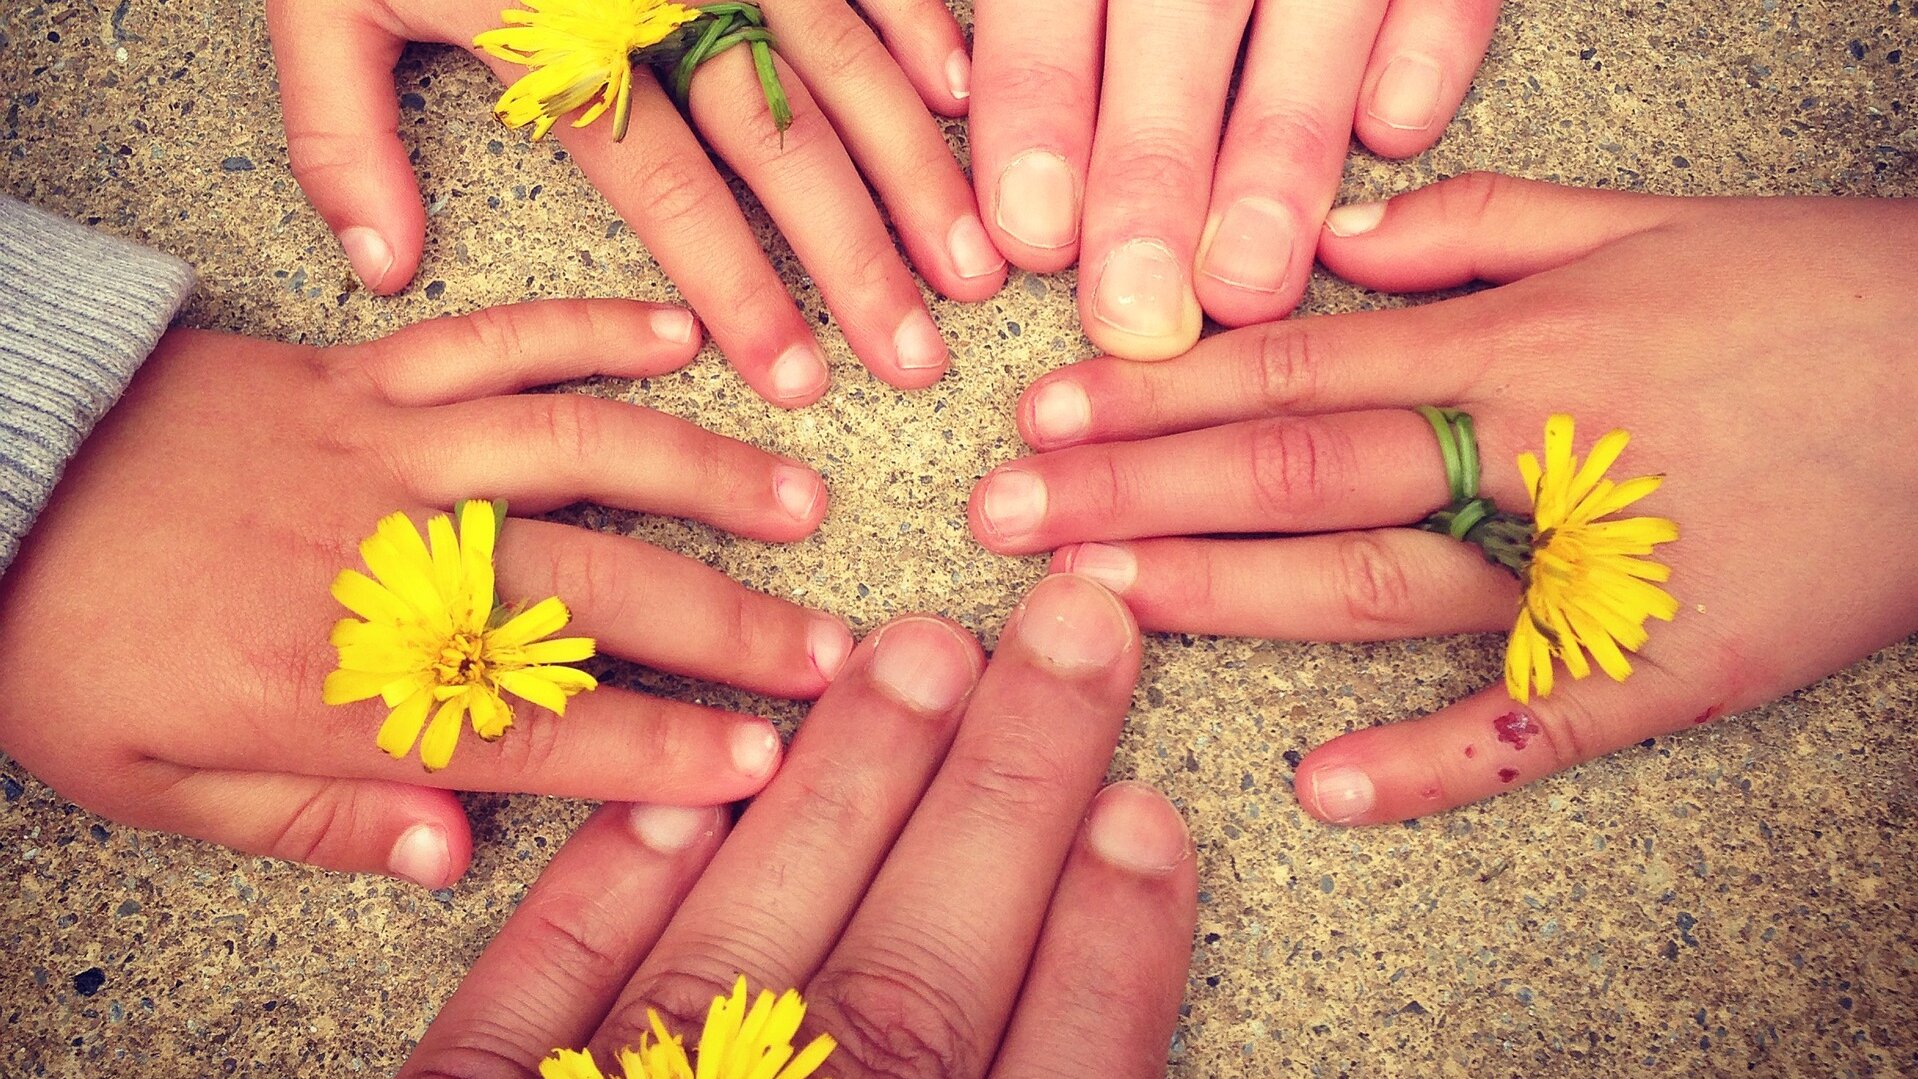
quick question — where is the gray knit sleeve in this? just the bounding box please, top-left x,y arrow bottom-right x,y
0,198 -> 196,577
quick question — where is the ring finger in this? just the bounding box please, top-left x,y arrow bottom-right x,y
971,409 -> 1474,555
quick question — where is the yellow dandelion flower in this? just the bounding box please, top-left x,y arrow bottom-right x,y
476,0 -> 701,141
1505,415 -> 1679,703
323,501 -> 598,771
541,977 -> 835,1079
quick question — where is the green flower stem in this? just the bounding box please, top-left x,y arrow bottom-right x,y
656,2 -> 792,135
1413,405 -> 1535,578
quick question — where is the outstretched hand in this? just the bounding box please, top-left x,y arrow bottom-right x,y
972,175 -> 1918,822
401,574 -> 1196,1079
0,299 -> 854,886
266,0 -> 1004,405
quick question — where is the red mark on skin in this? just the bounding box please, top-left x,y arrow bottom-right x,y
1498,767 -> 1519,784
1692,705 -> 1720,726
1464,744 -> 1477,759
1494,712 -> 1540,751
1420,786 -> 1441,800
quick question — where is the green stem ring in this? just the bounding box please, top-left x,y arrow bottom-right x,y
1413,406 -> 1536,578
656,3 -> 793,136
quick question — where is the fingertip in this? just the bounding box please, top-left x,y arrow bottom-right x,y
861,614 -> 987,714
876,307 -> 952,389
986,150 -> 1084,271
626,802 -> 727,855
807,615 -> 856,686
1354,52 -> 1450,158
968,465 -> 1048,554
340,225 -> 407,294
1294,750 -> 1384,827
1020,375 -> 1092,449
1193,198 -> 1311,328
760,342 -> 834,409
387,804 -> 473,889
1084,781 -> 1192,876
1080,239 -> 1204,362
1004,572 -> 1139,674
646,306 -> 703,361
770,462 -> 829,536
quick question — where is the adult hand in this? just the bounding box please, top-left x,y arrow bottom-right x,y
971,0 -> 1501,360
266,0 -> 1002,405
0,299 -> 853,887
400,574 -> 1197,1079
970,175 -> 1918,821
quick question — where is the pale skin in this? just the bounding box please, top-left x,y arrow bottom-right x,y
970,175 -> 1918,823
0,299 -> 860,889
265,0 -> 1002,406
970,0 -> 1501,360
399,574 -> 1198,1079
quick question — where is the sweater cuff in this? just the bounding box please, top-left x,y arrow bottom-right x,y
0,198 -> 196,576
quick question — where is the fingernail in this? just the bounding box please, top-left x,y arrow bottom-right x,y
1324,201 -> 1386,238
1027,380 -> 1090,443
867,617 -> 981,713
628,804 -> 716,853
1087,783 -> 1189,874
978,469 -> 1047,540
769,344 -> 830,401
1368,54 -> 1443,131
948,215 -> 1006,280
1014,573 -> 1132,670
1063,542 -> 1135,593
1308,765 -> 1377,824
650,307 -> 697,345
731,723 -> 781,778
339,226 -> 395,291
893,308 -> 950,372
1199,197 -> 1296,294
1093,239 -> 1188,339
387,823 -> 450,889
994,150 -> 1078,250
773,464 -> 822,522
808,617 -> 854,682
945,48 -> 971,101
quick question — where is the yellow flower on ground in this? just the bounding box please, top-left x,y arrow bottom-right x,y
323,501 -> 598,771
540,977 -> 835,1079
476,0 -> 701,140
1506,415 -> 1679,703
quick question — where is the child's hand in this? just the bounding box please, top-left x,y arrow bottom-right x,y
970,0 -> 1500,360
970,176 -> 1918,822
398,575 -> 1195,1079
265,0 -> 1001,406
0,299 -> 854,887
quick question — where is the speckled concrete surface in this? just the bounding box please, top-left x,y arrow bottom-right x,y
3,1 -> 1915,1075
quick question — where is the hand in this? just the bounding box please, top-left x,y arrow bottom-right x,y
265,0 -> 1004,406
399,574 -> 1197,1079
970,0 -> 1500,360
0,299 -> 856,887
969,175 -> 1918,822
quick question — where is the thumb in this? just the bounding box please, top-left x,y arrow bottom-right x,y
266,0 -> 428,294
1293,657 -> 1730,826
1315,172 -> 1687,293
151,769 -> 475,887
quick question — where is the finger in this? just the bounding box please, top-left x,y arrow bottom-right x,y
497,520 -> 854,699
266,0 -> 424,293
1014,310 -> 1491,451
685,50 -> 952,389
766,1 -> 1004,299
1295,660 -> 1718,825
990,783 -> 1196,1079
1318,173 -> 1685,292
335,299 -> 702,407
1076,0 -> 1253,361
138,764 -> 474,888
1352,0 -> 1503,159
587,616 -> 984,1057
398,394 -> 829,542
849,0 -> 974,115
220,684 -> 783,803
1050,531 -> 1517,640
400,802 -> 728,1079
805,575 -> 1141,1079
970,0 -> 1102,271
972,410 -> 1453,556
1194,0 -> 1388,326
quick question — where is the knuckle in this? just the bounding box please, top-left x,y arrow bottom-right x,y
1246,323 -> 1322,413
807,15 -> 889,88
1525,698 -> 1595,773
1244,418 -> 1345,518
943,734 -> 1075,817
1232,105 -> 1344,169
267,784 -> 353,866
609,969 -> 741,1049
460,305 -> 528,367
518,895 -> 633,976
285,128 -> 379,186
544,531 -> 624,627
809,959 -> 979,1079
631,152 -> 719,232
831,235 -> 906,299
488,693 -> 566,773
1444,171 -> 1512,224
1334,533 -> 1417,632
781,766 -> 883,838
988,56 -> 1094,110
1099,138 -> 1204,199
538,393 -> 608,464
